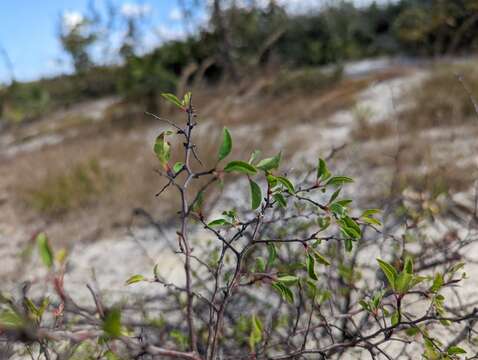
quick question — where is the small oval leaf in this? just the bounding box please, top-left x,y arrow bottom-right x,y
218,127 -> 232,161
126,274 -> 146,285
249,179 -> 262,210
36,232 -> 54,269
224,161 -> 257,175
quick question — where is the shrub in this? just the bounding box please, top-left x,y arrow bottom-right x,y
1,93 -> 476,359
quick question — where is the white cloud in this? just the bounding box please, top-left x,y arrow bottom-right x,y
169,7 -> 183,21
62,11 -> 84,31
121,3 -> 152,18
155,24 -> 187,42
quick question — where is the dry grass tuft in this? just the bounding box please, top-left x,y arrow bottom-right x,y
401,64 -> 478,130
22,158 -> 119,217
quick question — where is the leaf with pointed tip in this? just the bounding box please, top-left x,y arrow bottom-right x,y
391,311 -> 399,326
326,176 -> 354,186
395,272 -> 413,294
256,152 -> 281,172
248,150 -> 261,164
307,254 -> 318,280
273,193 -> 287,208
313,250 -> 331,266
271,282 -> 294,303
404,256 -> 413,274
277,275 -> 298,285
36,233 -> 54,269
430,273 -> 444,293
267,243 -> 277,267
255,257 -> 266,273
361,209 -> 380,217
103,308 -> 122,338
249,314 -> 263,351
317,158 -> 331,181
224,161 -> 257,175
0,308 -> 24,329
173,162 -> 184,174
276,176 -> 295,193
249,179 -> 262,210
447,346 -> 466,355
182,92 -> 192,108
153,264 -> 160,280
154,131 -> 174,168
377,259 -> 398,290
161,93 -> 183,108
126,274 -> 146,285
218,127 -> 232,161
208,219 -> 231,227
329,188 -> 341,204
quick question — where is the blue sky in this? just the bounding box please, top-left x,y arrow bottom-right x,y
0,0 -> 392,84
0,1 -> 187,84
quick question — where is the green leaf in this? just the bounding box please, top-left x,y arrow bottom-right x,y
277,275 -> 299,286
273,193 -> 287,208
23,297 -> 39,319
207,219 -> 231,227
266,175 -> 278,188
430,273 -> 444,293
329,188 -> 341,204
276,176 -> 295,193
377,259 -> 398,290
271,282 -> 294,303
154,131 -> 174,168
36,232 -> 54,269
360,209 -> 382,226
410,275 -> 426,288
255,257 -> 266,273
330,202 -> 346,217
317,158 -> 331,181
339,216 -> 361,239
395,272 -> 413,294
256,152 -> 281,172
318,216 -> 331,231
248,150 -> 261,164
362,216 -> 382,226
182,92 -> 192,108
447,346 -> 467,355
103,308 -> 122,338
326,176 -> 354,186
125,274 -> 146,285
153,264 -> 160,280
224,161 -> 257,175
405,327 -> 420,337
249,179 -> 262,210
359,300 -> 370,312
218,127 -> 232,161
404,256 -> 413,274
0,308 -> 24,329
161,93 -> 183,108
361,209 -> 380,217
340,224 -> 361,240
249,314 -> 263,351
344,238 -> 353,252
307,254 -> 318,280
267,243 -> 277,267
173,162 -> 184,174
313,250 -> 331,266
391,311 -> 399,326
